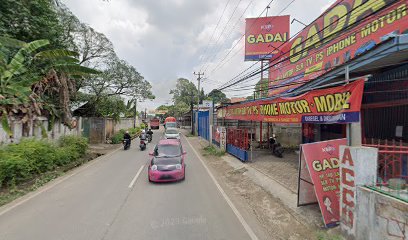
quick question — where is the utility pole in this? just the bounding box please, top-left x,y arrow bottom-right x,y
193,72 -> 204,109
193,72 -> 204,137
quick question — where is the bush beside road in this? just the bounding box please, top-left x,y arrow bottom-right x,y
0,136 -> 94,207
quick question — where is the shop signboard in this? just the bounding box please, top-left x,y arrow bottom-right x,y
245,16 -> 290,61
268,0 -> 408,95
298,138 -> 347,227
224,79 -> 364,124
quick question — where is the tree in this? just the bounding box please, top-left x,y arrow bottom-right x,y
0,37 -> 98,134
208,89 -> 228,104
0,0 -> 70,48
169,78 -> 197,106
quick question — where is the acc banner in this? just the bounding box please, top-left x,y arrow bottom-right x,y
245,16 -> 290,61
268,0 -> 408,95
298,138 -> 347,227
224,79 -> 364,124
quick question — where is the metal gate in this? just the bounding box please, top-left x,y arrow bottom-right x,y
198,111 -> 209,141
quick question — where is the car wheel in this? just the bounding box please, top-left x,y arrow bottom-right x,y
148,176 -> 152,183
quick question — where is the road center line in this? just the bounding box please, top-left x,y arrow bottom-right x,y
128,165 -> 144,188
183,135 -> 259,240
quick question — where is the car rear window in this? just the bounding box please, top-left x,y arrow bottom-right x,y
166,122 -> 176,128
155,144 -> 181,157
153,157 -> 181,165
166,129 -> 178,134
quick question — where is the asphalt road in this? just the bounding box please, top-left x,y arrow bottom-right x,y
0,130 -> 254,240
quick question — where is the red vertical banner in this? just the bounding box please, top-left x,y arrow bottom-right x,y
299,138 -> 347,227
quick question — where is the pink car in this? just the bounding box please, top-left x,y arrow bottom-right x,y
148,139 -> 186,183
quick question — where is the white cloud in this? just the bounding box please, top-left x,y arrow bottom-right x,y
63,0 -> 337,109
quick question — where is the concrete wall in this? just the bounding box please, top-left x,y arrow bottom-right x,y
356,187 -> 408,240
0,117 -> 137,145
272,123 -> 302,147
115,118 -> 137,131
0,117 -> 81,145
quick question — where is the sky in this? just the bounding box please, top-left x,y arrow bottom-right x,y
63,0 -> 336,111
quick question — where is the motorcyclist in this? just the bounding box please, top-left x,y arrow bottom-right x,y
123,130 -> 131,146
146,128 -> 153,142
269,133 -> 277,152
140,129 -> 147,141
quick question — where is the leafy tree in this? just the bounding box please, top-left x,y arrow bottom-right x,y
0,0 -> 69,48
0,37 -> 98,134
169,78 -> 197,106
208,89 -> 228,104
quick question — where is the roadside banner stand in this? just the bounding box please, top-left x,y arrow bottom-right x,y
297,138 -> 347,228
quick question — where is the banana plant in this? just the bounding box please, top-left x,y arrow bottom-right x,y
0,36 -> 99,136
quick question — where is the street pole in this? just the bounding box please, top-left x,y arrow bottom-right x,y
193,72 -> 204,109
133,98 -> 137,128
345,65 -> 351,146
193,71 -> 204,137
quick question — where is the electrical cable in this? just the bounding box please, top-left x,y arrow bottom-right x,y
218,0 -> 395,91
200,0 -> 244,72
198,0 -> 232,70
201,0 -> 277,79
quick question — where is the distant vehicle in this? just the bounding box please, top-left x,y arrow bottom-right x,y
164,127 -> 180,139
164,116 -> 177,129
165,116 -> 176,123
148,139 -> 186,182
165,121 -> 177,129
150,118 -> 160,130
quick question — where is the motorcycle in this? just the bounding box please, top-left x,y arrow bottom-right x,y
140,139 -> 147,151
123,139 -> 131,150
269,136 -> 284,158
147,133 -> 152,143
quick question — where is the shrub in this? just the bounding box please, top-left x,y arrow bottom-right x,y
59,136 -> 88,155
0,136 -> 89,188
6,139 -> 58,174
0,154 -> 32,187
110,127 -> 141,144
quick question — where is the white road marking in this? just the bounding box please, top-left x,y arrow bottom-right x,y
184,136 -> 259,240
128,165 -> 144,188
0,146 -> 122,217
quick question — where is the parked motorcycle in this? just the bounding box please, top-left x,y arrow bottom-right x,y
123,139 -> 131,150
140,139 -> 147,151
269,135 -> 284,158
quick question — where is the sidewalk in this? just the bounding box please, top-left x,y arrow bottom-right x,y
249,149 -> 299,194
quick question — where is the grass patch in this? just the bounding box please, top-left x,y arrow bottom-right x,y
202,145 -> 225,157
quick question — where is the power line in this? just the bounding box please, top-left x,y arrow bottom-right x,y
208,0 -> 299,80
218,0 -> 390,91
202,0 -> 276,78
201,0 -> 255,74
200,0 -> 243,72
223,47 -> 408,96
217,0 -> 348,89
198,0 -> 232,70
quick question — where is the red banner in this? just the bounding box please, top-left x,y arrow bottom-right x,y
224,79 -> 364,124
245,16 -> 290,61
268,0 -> 408,95
300,138 -> 347,227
